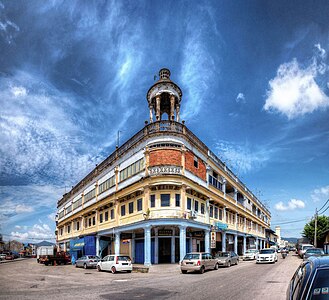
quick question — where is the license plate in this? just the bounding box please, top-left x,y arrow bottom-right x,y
122,263 -> 128,265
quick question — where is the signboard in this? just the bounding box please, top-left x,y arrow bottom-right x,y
211,231 -> 216,248
122,239 -> 130,244
215,222 -> 228,231
158,230 -> 173,236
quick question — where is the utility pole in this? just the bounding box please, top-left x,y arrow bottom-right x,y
314,208 -> 318,247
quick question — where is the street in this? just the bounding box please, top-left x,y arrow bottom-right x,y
0,253 -> 301,300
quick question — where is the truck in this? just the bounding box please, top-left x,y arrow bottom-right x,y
37,246 -> 54,263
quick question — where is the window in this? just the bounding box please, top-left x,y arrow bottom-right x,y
194,200 -> 199,212
175,194 -> 180,207
210,206 -> 213,218
66,205 -> 72,214
201,203 -> 205,214
73,198 -> 82,210
129,202 -> 134,214
137,199 -> 143,211
119,158 -> 144,181
99,175 -> 115,194
194,156 -> 198,168
92,216 -> 96,226
76,221 -> 80,231
100,213 -> 103,223
105,211 -> 109,221
110,209 -> 114,219
88,218 -> 91,227
214,207 -> 219,219
121,205 -> 126,216
60,228 -> 63,236
67,225 -> 71,233
150,195 -> 155,208
59,211 -> 64,219
187,198 -> 192,210
161,194 -> 170,207
84,188 -> 96,203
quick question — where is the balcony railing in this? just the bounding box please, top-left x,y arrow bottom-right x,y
208,174 -> 222,191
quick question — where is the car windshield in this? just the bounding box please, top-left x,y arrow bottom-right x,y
260,249 -> 275,254
183,254 -> 200,260
246,250 -> 257,253
217,252 -> 229,257
87,256 -> 99,259
308,269 -> 329,300
303,246 -> 314,250
306,249 -> 323,254
118,256 -> 131,261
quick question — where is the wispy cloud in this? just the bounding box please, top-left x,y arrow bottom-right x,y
264,44 -> 329,119
214,140 -> 273,175
311,185 -> 329,203
236,93 -> 246,103
11,223 -> 54,242
275,199 -> 305,211
0,1 -> 20,44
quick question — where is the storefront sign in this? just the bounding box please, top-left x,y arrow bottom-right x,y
122,239 -> 130,244
215,222 -> 228,231
192,231 -> 205,237
158,230 -> 173,236
211,231 -> 216,248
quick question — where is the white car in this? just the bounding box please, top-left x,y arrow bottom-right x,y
97,254 -> 133,273
243,249 -> 259,261
256,248 -> 278,264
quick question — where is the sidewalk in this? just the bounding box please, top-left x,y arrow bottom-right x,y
133,263 -> 181,273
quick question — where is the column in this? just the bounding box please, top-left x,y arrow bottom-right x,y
96,235 -> 100,257
204,229 -> 210,253
189,235 -> 193,252
255,237 -> 259,250
115,232 -> 120,255
154,227 -> 159,264
234,188 -> 238,202
156,96 -> 161,121
222,232 -> 226,252
170,95 -> 175,120
176,104 -> 180,122
223,207 -> 227,223
179,225 -> 186,262
234,234 -> 238,254
149,105 -> 153,122
181,184 -> 186,213
171,229 -> 175,263
144,226 -> 151,266
235,212 -> 238,230
131,233 -> 135,263
244,217 -> 246,232
243,235 -> 247,255
221,178 -> 226,194
205,199 -> 210,224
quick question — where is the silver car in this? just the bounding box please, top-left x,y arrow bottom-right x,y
180,252 -> 219,274
216,251 -> 239,267
75,255 -> 100,269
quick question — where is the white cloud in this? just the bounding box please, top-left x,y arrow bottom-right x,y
10,223 -> 54,242
264,58 -> 329,119
215,140 -> 273,175
11,86 -> 27,97
47,212 -> 56,222
15,204 -> 34,213
275,199 -> 305,211
236,93 -> 246,103
311,185 -> 329,202
315,43 -> 326,60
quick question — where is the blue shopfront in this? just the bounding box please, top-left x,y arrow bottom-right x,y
70,235 -> 96,264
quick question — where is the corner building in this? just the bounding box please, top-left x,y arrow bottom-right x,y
56,68 -> 271,265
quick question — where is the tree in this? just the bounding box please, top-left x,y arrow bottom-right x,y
303,215 -> 329,247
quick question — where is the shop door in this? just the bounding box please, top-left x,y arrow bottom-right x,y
135,240 -> 144,264
158,238 -> 171,263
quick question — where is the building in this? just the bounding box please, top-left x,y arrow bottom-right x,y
324,230 -> 329,254
265,228 -> 278,248
56,68 -> 271,265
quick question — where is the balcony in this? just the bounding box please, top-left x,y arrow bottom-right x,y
208,175 -> 222,191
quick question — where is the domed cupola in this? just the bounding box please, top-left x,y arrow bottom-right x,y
147,68 -> 182,122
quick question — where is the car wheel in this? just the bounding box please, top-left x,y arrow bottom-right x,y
214,263 -> 219,270
227,261 -> 231,267
83,263 -> 87,269
97,265 -> 102,272
75,264 -> 78,268
111,266 -> 116,274
199,266 -> 205,274
127,270 -> 132,273
236,259 -> 239,265
182,270 -> 187,274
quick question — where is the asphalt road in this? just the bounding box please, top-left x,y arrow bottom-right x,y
0,253 -> 302,300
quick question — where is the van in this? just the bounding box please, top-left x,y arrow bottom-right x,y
298,244 -> 314,258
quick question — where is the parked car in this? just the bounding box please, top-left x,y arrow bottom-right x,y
298,244 -> 314,258
215,251 -> 239,267
243,249 -> 259,261
180,252 -> 219,274
5,253 -> 15,260
0,254 -> 7,260
75,255 -> 100,269
303,248 -> 324,261
97,254 -> 132,273
256,248 -> 278,264
289,246 -> 296,252
287,256 -> 329,300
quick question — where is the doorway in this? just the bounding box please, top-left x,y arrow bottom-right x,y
158,238 -> 171,263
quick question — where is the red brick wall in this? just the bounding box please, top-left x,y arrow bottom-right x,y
185,150 -> 206,181
149,149 -> 181,166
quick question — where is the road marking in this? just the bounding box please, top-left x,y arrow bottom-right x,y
113,279 -> 128,282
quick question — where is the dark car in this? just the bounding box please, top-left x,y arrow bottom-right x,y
5,253 -> 14,260
287,256 -> 329,300
303,248 -> 324,261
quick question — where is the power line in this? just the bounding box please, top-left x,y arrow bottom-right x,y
319,205 -> 329,215
272,218 -> 310,225
318,199 -> 329,214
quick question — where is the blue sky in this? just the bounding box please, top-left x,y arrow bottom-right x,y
1,0 -> 329,242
